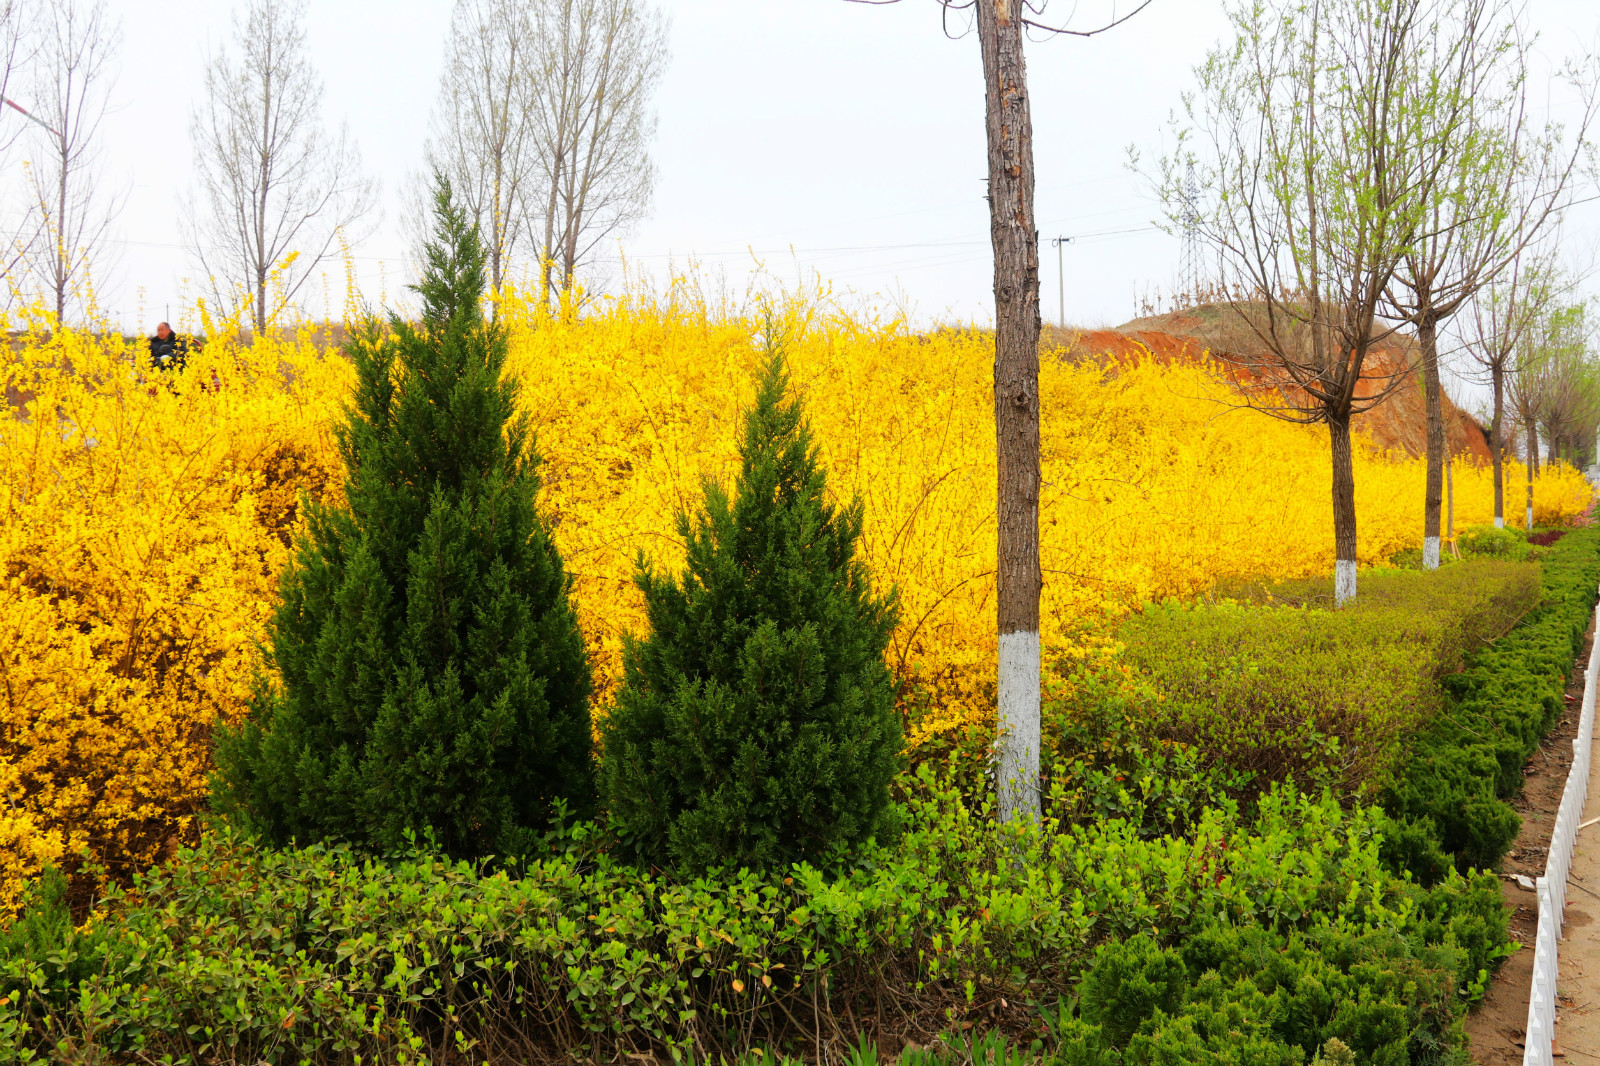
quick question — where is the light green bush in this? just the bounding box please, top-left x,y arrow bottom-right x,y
1118,560 -> 1540,797
1457,523 -> 1529,559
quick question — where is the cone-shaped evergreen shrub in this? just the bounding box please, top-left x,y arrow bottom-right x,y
599,345 -> 902,872
213,177 -> 593,858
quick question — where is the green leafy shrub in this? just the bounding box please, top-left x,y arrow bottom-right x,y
0,867 -> 122,1013
1040,666 -> 1247,839
1457,523 -> 1528,559
1079,934 -> 1186,1046
1386,525 -> 1600,871
212,177 -> 593,859
1058,900 -> 1497,1065
0,780 -> 1500,1064
1119,560 -> 1540,798
599,348 -> 902,873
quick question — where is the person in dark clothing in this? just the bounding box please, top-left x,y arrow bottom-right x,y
149,321 -> 189,371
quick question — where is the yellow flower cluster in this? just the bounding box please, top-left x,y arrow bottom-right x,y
2,282 -> 1589,913
1,317 -> 350,912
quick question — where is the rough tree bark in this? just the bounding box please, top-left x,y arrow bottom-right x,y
1330,416 -> 1359,602
977,0 -> 1042,824
1491,361 -> 1505,526
1418,312 -> 1445,568
1526,421 -> 1537,527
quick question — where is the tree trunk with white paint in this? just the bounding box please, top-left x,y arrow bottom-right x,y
1419,313 -> 1444,570
1491,360 -> 1505,527
1527,421 -> 1537,529
1331,416 -> 1359,605
977,0 -> 1042,823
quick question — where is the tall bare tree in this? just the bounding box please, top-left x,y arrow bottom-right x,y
23,0 -> 120,324
1385,0 -> 1595,568
423,0 -> 540,294
1157,0 -> 1447,606
1462,243 -> 1562,526
527,0 -> 667,302
0,0 -> 40,299
188,0 -> 376,335
849,0 -> 1148,824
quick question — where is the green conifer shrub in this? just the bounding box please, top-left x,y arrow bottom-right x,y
212,177 -> 593,858
599,346 -> 902,872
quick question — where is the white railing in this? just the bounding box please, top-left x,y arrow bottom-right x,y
1523,595 -> 1600,1066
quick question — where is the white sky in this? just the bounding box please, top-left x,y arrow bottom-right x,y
21,0 -> 1600,393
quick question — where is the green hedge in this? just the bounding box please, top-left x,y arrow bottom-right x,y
1,779 -> 1503,1065
1119,560 -> 1541,799
1384,526 -> 1600,872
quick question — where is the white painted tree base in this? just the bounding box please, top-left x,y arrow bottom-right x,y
1494,516 -> 1504,529
1335,559 -> 1357,606
1422,536 -> 1440,571
997,629 -> 1040,824
1528,506 -> 1535,530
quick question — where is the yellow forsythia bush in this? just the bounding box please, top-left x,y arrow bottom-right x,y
1,314 -> 350,912
1,281 -> 1590,912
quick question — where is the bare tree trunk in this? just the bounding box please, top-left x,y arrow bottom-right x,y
977,0 -> 1041,824
257,62 -> 271,337
1490,360 -> 1505,527
1526,420 -> 1536,528
1330,415 -> 1358,605
55,158 -> 67,322
1419,312 -> 1444,569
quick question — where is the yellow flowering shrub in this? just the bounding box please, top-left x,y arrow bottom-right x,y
2,281 -> 1589,913
0,318 -> 349,912
498,287 -> 1591,748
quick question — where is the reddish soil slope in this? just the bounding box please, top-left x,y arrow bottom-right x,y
1044,311 -> 1493,463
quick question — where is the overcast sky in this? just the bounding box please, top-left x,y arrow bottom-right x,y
25,0 -> 1600,386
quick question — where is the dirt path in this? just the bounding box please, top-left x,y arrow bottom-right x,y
1554,705 -> 1600,1063
1468,614 -> 1595,1064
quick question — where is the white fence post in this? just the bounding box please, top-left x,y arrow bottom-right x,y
1522,595 -> 1600,1065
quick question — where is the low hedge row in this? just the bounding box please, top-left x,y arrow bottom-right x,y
1,778 -> 1505,1065
1384,526 -> 1600,873
1119,560 -> 1542,800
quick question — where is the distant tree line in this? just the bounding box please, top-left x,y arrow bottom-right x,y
0,0 -> 667,330
1151,0 -> 1598,597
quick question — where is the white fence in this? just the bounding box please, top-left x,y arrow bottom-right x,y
1523,596 -> 1600,1066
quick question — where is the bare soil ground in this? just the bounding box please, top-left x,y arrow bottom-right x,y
1468,614 -> 1596,1064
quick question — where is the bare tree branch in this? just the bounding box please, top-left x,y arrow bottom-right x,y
22,0 -> 122,324
842,0 -> 1152,39
419,0 -> 541,294
1150,0 -> 1454,603
527,0 -> 667,303
187,0 -> 377,335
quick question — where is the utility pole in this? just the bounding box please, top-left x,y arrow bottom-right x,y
1051,236 -> 1072,330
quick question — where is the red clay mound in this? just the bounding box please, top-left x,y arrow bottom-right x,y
1047,311 -> 1491,463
